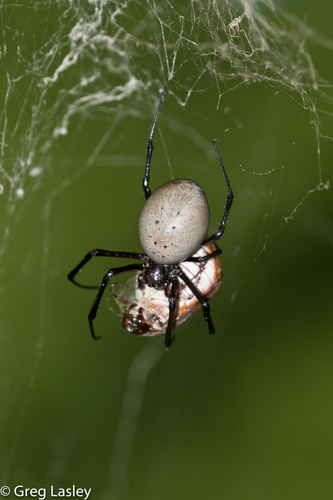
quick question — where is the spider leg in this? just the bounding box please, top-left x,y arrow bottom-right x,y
143,86 -> 167,199
164,278 -> 180,349
68,249 -> 147,288
185,245 -> 221,263
203,140 -> 234,245
88,263 -> 145,340
178,269 -> 215,334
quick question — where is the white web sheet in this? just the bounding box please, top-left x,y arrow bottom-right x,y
0,1 -> 331,233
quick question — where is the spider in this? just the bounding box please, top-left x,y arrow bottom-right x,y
67,87 -> 234,348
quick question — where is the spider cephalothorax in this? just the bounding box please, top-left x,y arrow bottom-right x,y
68,87 -> 233,348
139,262 -> 176,289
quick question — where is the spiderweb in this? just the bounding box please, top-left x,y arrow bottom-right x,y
0,0 -> 332,498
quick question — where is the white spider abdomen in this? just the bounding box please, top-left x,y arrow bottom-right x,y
138,179 -> 210,264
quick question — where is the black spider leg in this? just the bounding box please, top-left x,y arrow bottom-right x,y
143,86 -> 167,199
178,269 -> 215,334
68,249 -> 147,288
88,263 -> 145,340
185,246 -> 221,263
203,140 -> 234,245
164,278 -> 180,349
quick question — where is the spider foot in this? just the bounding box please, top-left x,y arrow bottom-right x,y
164,334 -> 175,350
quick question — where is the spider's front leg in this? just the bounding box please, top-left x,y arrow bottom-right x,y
88,263 -> 145,339
178,269 -> 215,334
68,249 -> 147,288
164,278 -> 180,349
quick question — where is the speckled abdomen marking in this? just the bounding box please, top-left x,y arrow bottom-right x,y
138,179 -> 210,264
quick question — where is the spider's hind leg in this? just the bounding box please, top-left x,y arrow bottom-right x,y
185,245 -> 221,263
203,141 -> 233,245
143,87 -> 167,199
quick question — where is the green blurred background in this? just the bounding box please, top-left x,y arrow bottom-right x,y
0,1 -> 332,499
